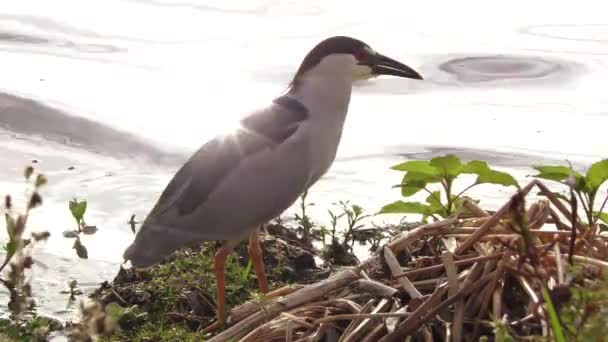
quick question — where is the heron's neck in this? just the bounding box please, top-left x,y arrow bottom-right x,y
287,55 -> 354,125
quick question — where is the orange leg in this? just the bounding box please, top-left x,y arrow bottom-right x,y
248,231 -> 269,294
202,241 -> 236,334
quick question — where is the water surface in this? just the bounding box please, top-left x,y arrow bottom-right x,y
0,0 -> 607,321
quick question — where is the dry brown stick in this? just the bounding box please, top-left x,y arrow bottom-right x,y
387,217 -> 459,253
463,198 -> 491,217
361,323 -> 387,342
443,251 -> 463,342
229,284 -> 305,323
285,319 -> 294,342
340,298 -> 375,340
455,180 -> 537,255
535,180 -> 580,229
209,269 -> 360,342
380,271 -> 497,341
383,246 -> 422,298
396,252 -> 504,279
352,279 -> 398,298
341,298 -> 391,342
472,249 -> 512,339
378,280 -> 450,342
314,312 -> 411,324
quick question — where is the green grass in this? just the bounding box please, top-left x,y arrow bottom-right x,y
96,242 -> 284,341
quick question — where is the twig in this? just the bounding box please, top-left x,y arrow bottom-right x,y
455,180 -> 537,255
352,279 -> 398,298
341,298 -> 391,342
383,246 -> 422,298
209,269 -> 360,342
396,252 -> 504,279
380,271 -> 497,341
443,251 -> 463,342
569,185 -> 578,265
314,312 -> 411,324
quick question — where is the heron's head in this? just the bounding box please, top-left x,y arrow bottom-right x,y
290,36 -> 423,88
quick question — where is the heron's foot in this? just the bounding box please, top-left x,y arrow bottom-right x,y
201,318 -> 225,334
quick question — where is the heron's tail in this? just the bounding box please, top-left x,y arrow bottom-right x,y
122,222 -> 201,269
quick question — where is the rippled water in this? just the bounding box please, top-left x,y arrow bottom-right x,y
1,0 -> 607,322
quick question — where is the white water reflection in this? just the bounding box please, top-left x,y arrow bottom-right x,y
0,0 -> 607,321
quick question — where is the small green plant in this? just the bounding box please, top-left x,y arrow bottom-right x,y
1,166 -> 51,318
379,154 -> 519,222
60,279 -> 83,308
532,159 -> 608,226
336,201 -> 371,250
63,198 -> 97,259
294,190 -> 315,243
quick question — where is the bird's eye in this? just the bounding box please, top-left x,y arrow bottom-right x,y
354,49 -> 368,62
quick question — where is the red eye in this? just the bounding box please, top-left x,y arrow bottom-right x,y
354,49 -> 367,61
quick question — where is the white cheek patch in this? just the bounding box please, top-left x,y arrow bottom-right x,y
352,64 -> 374,80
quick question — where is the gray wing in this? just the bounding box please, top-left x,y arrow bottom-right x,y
148,95 -> 310,218
124,95 -> 312,267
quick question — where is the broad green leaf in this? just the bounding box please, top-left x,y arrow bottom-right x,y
595,211 -> 608,224
430,154 -> 462,178
379,201 -> 431,215
477,170 -> 519,187
586,159 -> 608,190
461,160 -> 491,175
69,199 -> 87,222
532,165 -> 582,183
4,240 -> 16,258
425,191 -> 445,216
105,302 -> 125,321
390,160 -> 440,176
399,172 -> 440,197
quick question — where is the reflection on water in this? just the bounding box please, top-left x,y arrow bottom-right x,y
0,0 -> 607,323
438,55 -> 573,83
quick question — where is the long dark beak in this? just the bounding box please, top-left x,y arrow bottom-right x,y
371,53 -> 423,80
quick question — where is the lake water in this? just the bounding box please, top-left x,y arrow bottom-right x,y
0,0 -> 607,322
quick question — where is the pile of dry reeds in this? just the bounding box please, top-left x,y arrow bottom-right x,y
207,179 -> 608,341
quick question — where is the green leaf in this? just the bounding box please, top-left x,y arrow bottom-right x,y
105,302 -> 125,321
532,165 -> 582,182
4,240 -> 16,259
390,160 -> 440,176
430,154 -> 462,178
426,191 -> 443,209
69,199 -> 87,223
378,201 -> 431,215
399,172 -> 440,197
425,191 -> 447,217
586,159 -> 608,190
461,160 -> 491,175
595,211 -> 608,224
477,170 -> 519,187
5,213 -> 16,240
541,287 -> 566,342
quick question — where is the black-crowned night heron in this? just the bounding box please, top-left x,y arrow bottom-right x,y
123,35 -> 423,331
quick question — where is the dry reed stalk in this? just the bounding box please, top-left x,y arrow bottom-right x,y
396,252 -> 504,279
208,269 -> 360,342
340,298 -> 391,342
455,180 -> 537,255
383,246 -> 422,298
